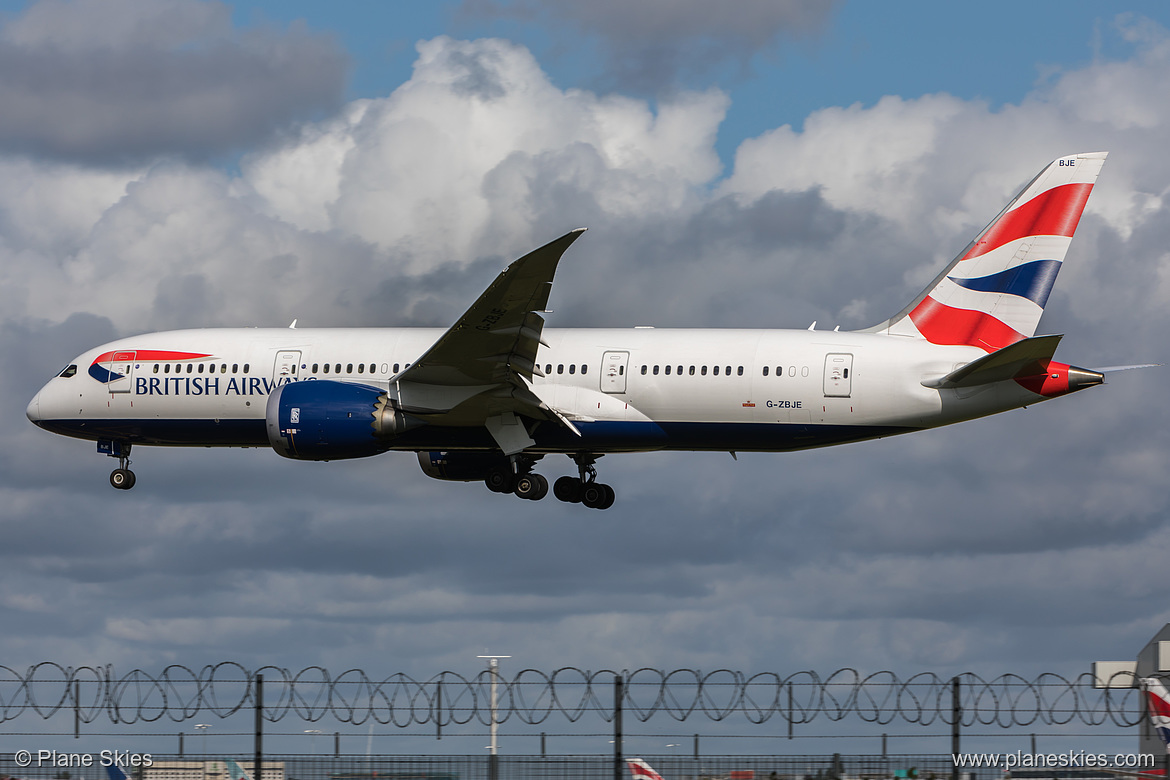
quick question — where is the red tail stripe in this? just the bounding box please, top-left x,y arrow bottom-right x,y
909,297 -> 1025,353
964,183 -> 1094,260
1148,690 -> 1170,719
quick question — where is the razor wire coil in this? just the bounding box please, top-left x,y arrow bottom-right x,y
0,664 -> 1153,729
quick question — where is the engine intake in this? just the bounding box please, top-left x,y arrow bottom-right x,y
266,380 -> 421,461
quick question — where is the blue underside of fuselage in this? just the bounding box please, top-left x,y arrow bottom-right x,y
33,418 -> 918,453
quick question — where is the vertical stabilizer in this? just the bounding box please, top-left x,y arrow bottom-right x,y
1144,677 -> 1170,752
871,152 -> 1107,352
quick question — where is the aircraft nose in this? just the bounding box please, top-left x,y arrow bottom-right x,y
26,390 -> 41,424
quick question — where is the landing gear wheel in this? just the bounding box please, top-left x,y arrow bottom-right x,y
514,473 -> 548,501
581,482 -> 615,509
485,466 -> 515,494
553,476 -> 583,503
110,468 -> 136,490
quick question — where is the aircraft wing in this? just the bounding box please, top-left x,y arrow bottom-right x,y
400,229 -> 584,386
394,229 -> 586,453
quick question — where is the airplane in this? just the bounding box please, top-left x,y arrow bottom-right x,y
27,152 -> 1136,508
1145,677 -> 1170,756
225,759 -> 254,780
627,758 -> 666,780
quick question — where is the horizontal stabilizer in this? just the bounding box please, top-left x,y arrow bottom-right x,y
923,334 -> 1062,389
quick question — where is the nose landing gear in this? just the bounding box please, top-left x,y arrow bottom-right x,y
100,440 -> 136,490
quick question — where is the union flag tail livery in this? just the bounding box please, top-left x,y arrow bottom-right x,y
28,152 -> 1147,506
628,758 -> 666,780
877,152 -> 1106,352
1144,677 -> 1170,751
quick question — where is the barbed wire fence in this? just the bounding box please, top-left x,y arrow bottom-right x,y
0,665 -> 1161,780
0,663 -> 1154,728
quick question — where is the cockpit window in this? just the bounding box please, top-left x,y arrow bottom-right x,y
57,364 -> 77,378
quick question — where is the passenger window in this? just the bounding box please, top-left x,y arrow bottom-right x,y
57,364 -> 77,378
689,366 -> 695,376
725,366 -> 731,375
545,364 -> 552,374
323,364 -> 330,374
312,363 -> 319,373
641,365 -> 647,375
763,366 -> 769,376
653,365 -> 659,375
789,366 -> 797,377
335,364 -> 341,373
346,363 -> 353,373
369,363 -> 376,373
197,363 -> 204,374
777,366 -> 783,376
186,364 -> 193,373
243,364 -> 250,374
843,368 -> 849,378
737,366 -> 743,376
221,364 -> 227,373
677,365 -> 683,375
394,363 -> 400,373
557,364 -> 564,374
701,366 -> 707,376
153,364 -> 160,374
581,364 -> 588,375
358,363 -> 365,374
164,364 -> 170,374
713,366 -> 719,376
665,365 -> 671,375
232,363 -> 239,373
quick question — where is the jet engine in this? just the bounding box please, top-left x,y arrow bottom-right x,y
266,380 -> 421,460
416,451 -> 511,481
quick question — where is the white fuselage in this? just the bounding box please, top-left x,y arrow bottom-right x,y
28,326 -> 1051,454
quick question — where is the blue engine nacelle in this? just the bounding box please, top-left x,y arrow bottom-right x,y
416,451 -> 511,481
266,380 -> 420,461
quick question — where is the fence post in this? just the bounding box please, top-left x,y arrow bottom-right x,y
436,678 -> 442,741
254,674 -> 264,780
334,732 -> 340,758
951,676 -> 961,780
614,676 -> 624,780
787,683 -> 794,740
179,733 -> 184,757
74,679 -> 80,739
693,734 -> 699,760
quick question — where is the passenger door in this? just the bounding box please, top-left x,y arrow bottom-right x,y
273,351 -> 301,384
106,351 -> 136,394
600,351 -> 629,394
823,353 -> 853,398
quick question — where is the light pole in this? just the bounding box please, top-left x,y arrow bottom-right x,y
476,655 -> 511,780
195,724 -> 210,757
194,724 -> 210,780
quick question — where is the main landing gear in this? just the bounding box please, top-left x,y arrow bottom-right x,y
100,440 -> 136,490
484,453 -> 615,509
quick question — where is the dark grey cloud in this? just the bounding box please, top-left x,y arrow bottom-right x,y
460,0 -> 838,93
0,0 -> 347,164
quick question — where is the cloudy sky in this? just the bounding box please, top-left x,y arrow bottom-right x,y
3,0 -> 1170,753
